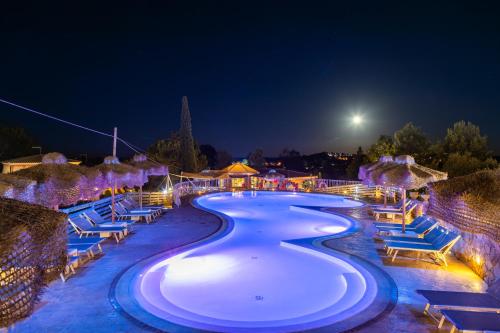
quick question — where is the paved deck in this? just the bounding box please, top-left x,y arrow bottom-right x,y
10,199 -> 486,333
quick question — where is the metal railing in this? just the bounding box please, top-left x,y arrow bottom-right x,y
171,178 -> 385,207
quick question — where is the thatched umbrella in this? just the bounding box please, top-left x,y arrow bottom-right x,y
358,156 -> 394,207
92,156 -> 145,222
360,155 -> 448,232
0,174 -> 36,203
358,155 -> 393,180
126,154 -> 168,208
14,153 -> 98,209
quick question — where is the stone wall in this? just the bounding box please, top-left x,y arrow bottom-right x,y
428,187 -> 499,285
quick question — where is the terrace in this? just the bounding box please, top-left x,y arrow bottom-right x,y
3,169 -> 497,333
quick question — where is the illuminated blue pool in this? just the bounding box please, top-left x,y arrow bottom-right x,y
115,192 -> 389,332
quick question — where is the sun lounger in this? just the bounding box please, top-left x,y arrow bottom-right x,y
416,289 -> 500,330
439,309 -> 500,332
371,198 -> 411,210
119,200 -> 161,218
381,224 -> 443,243
375,215 -> 430,230
385,231 -> 461,266
373,201 -> 418,220
68,236 -> 106,256
60,254 -> 79,282
417,289 -> 500,312
83,210 -> 135,228
378,218 -> 437,237
68,215 -> 127,243
122,197 -> 164,215
113,204 -> 154,223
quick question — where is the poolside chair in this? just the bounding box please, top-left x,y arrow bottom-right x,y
83,209 -> 135,229
384,230 -> 461,266
68,215 -> 127,243
378,218 -> 438,238
416,289 -> 500,330
122,197 -> 164,215
119,199 -> 161,218
373,201 -> 417,221
113,203 -> 154,224
68,236 -> 106,258
380,223 -> 442,243
439,309 -> 500,332
60,252 -> 79,282
371,198 -> 411,210
374,215 -> 430,231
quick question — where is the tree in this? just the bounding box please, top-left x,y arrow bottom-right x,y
0,125 -> 37,160
280,148 -> 301,157
394,122 -> 430,163
367,135 -> 396,162
179,96 -> 197,172
443,152 -> 498,178
346,146 -> 368,179
216,150 -> 233,168
148,131 -> 207,173
199,144 -> 217,169
443,121 -> 489,159
148,132 -> 182,173
248,148 -> 265,168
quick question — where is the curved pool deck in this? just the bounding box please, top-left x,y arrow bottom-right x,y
112,191 -> 397,332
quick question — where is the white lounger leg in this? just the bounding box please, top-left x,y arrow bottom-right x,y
438,314 -> 446,328
391,250 -> 399,262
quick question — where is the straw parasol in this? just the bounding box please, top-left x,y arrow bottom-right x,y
360,155 -> 448,232
92,156 -> 145,222
358,155 -> 393,180
14,152 -> 98,209
126,154 -> 169,208
358,156 -> 394,207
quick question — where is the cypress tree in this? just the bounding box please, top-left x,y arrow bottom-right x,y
179,96 -> 197,172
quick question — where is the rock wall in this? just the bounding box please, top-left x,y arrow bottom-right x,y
428,187 -> 499,285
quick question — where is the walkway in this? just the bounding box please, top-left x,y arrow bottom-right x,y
11,198 -> 486,333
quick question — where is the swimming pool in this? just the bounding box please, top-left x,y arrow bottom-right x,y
113,191 -> 393,332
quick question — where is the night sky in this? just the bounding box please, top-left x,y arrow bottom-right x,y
1,1 -> 499,157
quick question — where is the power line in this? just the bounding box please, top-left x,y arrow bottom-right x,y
0,97 -> 115,139
1,97 -> 150,156
1,97 -> 172,175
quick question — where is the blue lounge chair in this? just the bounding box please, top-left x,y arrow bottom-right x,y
68,236 -> 106,257
375,215 -> 430,230
378,218 -> 437,238
373,201 -> 418,220
440,309 -> 500,332
118,200 -> 161,218
381,224 -> 443,244
83,210 -> 135,228
60,253 -> 79,282
122,197 -> 164,216
385,230 -> 461,266
68,215 -> 127,243
113,203 -> 155,224
371,198 -> 411,210
417,289 -> 500,330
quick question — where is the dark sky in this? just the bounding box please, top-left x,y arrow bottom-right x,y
1,1 -> 499,157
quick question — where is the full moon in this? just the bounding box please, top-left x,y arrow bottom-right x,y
352,115 -> 362,125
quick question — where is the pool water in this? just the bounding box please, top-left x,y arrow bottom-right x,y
133,191 -> 379,332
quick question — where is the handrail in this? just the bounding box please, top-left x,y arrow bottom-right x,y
172,178 -> 381,207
